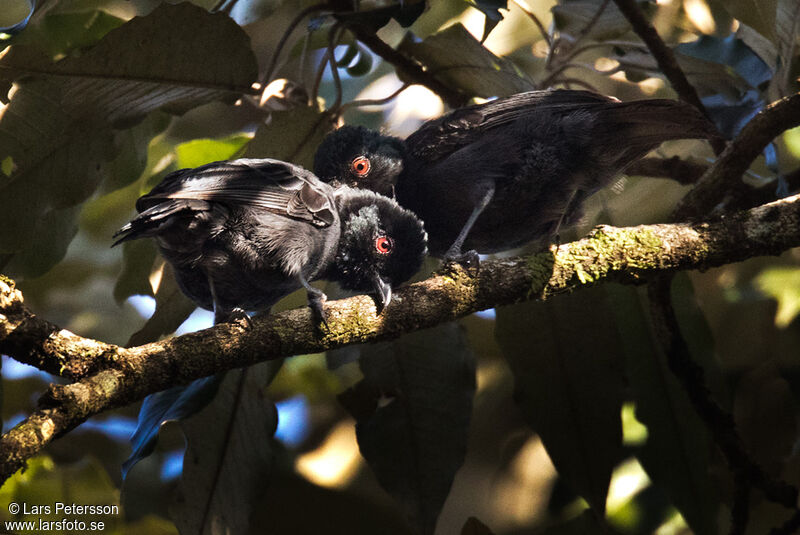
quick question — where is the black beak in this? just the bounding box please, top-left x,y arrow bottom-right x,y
372,274 -> 392,312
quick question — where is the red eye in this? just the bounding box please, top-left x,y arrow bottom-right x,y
351,156 -> 371,177
375,236 -> 393,254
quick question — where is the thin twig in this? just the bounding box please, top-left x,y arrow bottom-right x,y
510,0 -> 552,47
337,82 -> 411,115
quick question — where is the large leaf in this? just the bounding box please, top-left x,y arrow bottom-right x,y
495,287 -> 625,515
0,3 -> 257,265
172,361 -> 282,535
721,0 -> 778,44
552,0 -> 648,42
338,323 -> 476,535
607,283 -> 719,535
398,23 -> 534,99
245,102 -> 335,169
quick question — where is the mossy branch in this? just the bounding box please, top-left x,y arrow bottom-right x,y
2,193 -> 800,483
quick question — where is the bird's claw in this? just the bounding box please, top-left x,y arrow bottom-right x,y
228,307 -> 254,329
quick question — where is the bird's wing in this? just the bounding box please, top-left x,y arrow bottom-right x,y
405,89 -> 617,162
137,159 -> 336,227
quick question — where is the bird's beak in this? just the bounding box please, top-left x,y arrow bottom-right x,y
372,274 -> 392,311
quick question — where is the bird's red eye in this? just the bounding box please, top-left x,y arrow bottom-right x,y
375,236 -> 393,254
351,156 -> 371,177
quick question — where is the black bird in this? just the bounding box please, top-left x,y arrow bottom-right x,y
313,89 -> 717,264
113,158 -> 427,323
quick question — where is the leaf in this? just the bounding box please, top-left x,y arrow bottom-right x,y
172,362 -> 281,535
676,34 -> 773,89
774,0 -> 800,95
338,323 -> 476,535
4,204 -> 80,278
0,0 -> 34,34
552,0 -> 645,42
245,102 -> 336,169
251,471 -> 415,534
126,261 -> 196,347
466,0 -> 508,42
7,10 -> 125,58
398,24 -> 534,98
605,283 -> 719,535
175,134 -> 251,170
495,287 -> 625,515
733,361 -> 797,473
721,0 -> 778,44
0,3 -> 257,261
461,516 -> 494,535
755,266 -> 800,327
121,376 -> 222,479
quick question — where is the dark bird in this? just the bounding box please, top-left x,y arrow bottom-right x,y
113,158 -> 427,324
313,89 -> 717,264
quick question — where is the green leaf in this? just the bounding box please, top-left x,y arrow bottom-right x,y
338,323 -> 476,535
605,283 -> 719,535
721,0 -> 777,44
9,10 -> 126,57
172,362 -> 281,535
755,266 -> 800,327
0,3 -> 257,262
495,287 -> 625,515
245,102 -> 336,169
398,23 -> 534,98
126,261 -> 196,347
175,134 -> 251,169
552,0 -> 641,42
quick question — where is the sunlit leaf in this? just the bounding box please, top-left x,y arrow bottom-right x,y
175,134 -> 251,169
495,287 -> 625,515
721,0 -> 777,44
172,362 -> 281,535
467,0 -> 507,42
338,323 -> 476,535
755,266 -> 800,327
245,102 -> 336,169
398,23 -> 534,98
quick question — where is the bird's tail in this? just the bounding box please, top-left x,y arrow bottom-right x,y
112,199 -> 203,247
597,99 -> 719,148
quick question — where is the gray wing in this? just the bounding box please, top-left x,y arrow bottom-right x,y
405,89 -> 617,163
137,158 -> 336,227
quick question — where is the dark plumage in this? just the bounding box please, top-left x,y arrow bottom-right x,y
113,158 -> 427,323
313,89 -> 717,262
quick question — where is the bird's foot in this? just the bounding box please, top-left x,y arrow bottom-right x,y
308,292 -> 329,329
443,248 -> 480,272
216,307 -> 253,328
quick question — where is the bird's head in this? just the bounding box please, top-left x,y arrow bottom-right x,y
313,125 -> 405,197
331,189 -> 427,310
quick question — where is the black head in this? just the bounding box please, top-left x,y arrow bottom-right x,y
313,125 -> 405,197
330,188 -> 427,309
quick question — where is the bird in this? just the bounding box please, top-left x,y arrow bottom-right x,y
113,158 -> 427,324
313,89 -> 718,265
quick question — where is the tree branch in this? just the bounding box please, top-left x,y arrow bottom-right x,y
3,193 -> 800,482
674,92 -> 800,220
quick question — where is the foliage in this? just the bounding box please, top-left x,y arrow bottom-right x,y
1,0 -> 800,534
